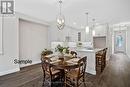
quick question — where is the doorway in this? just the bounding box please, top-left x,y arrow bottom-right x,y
114,30 -> 126,53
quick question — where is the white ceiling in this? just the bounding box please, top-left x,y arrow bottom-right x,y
16,0 -> 130,28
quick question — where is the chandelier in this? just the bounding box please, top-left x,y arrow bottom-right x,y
56,0 -> 65,30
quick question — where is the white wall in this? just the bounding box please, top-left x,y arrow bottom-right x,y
127,26 -> 130,58
0,17 -> 2,54
0,16 -> 19,76
19,19 -> 48,67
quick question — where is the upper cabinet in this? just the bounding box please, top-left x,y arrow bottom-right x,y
93,24 -> 107,37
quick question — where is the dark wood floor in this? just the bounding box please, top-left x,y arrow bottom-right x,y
97,53 -> 130,87
0,53 -> 130,87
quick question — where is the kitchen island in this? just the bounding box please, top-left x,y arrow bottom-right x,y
76,48 -> 102,75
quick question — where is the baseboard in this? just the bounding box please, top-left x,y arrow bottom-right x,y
0,68 -> 20,76
20,60 -> 41,68
86,68 -> 96,75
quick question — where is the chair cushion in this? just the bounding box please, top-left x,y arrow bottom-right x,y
66,68 -> 83,78
52,69 -> 61,75
45,68 -> 61,75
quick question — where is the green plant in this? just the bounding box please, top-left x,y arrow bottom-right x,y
55,44 -> 69,54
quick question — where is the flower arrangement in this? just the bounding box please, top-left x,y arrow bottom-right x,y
55,44 -> 69,54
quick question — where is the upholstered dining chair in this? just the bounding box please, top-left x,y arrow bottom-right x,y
64,56 -> 87,87
41,50 -> 62,86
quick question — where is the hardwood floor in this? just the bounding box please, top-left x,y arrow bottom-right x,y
0,53 -> 130,87
97,53 -> 130,87
0,64 -> 43,87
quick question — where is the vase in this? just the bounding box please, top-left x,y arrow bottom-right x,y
58,52 -> 64,58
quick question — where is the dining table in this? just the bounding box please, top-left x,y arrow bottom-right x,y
44,53 -> 81,70
42,53 -> 83,86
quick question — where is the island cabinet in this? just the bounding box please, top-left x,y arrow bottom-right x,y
77,49 -> 102,75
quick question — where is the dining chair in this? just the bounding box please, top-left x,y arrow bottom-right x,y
101,48 -> 107,72
41,61 -> 62,86
64,56 -> 87,87
41,50 -> 53,62
70,51 -> 77,58
41,50 -> 62,86
96,48 -> 107,72
96,50 -> 103,66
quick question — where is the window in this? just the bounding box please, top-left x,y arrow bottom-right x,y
116,35 -> 123,47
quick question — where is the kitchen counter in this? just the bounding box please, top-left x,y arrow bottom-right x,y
76,48 -> 102,53
76,48 -> 103,75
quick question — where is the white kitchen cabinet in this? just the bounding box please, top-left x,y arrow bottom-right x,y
93,24 -> 107,37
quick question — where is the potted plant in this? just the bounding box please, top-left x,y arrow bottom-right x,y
55,44 -> 69,58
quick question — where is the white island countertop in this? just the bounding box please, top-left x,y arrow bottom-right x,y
76,48 -> 102,53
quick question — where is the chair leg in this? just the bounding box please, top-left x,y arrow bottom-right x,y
76,80 -> 78,87
83,74 -> 85,82
43,72 -> 45,81
64,76 -> 67,87
96,58 -> 98,71
42,72 -> 46,86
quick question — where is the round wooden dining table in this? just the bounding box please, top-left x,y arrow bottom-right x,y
44,54 -> 80,70
43,54 -> 81,85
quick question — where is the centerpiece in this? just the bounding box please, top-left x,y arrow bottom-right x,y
55,44 -> 69,58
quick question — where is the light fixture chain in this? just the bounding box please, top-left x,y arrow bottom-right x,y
86,12 -> 89,26
59,0 -> 62,15
92,19 -> 95,28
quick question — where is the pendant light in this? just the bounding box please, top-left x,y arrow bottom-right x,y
92,19 -> 96,36
85,12 -> 89,33
56,0 -> 65,30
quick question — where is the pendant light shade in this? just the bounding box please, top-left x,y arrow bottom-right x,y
85,12 -> 89,33
92,30 -> 95,36
92,19 -> 96,36
85,26 -> 89,33
56,0 -> 65,30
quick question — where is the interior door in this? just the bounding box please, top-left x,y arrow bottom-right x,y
114,30 -> 126,53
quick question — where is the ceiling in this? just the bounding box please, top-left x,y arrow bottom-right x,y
16,0 -> 130,29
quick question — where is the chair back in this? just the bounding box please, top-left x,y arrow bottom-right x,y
77,56 -> 87,78
42,61 -> 53,76
70,51 -> 77,58
103,48 -> 107,64
103,48 -> 107,59
41,50 -> 53,76
41,50 -> 53,61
